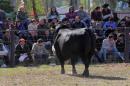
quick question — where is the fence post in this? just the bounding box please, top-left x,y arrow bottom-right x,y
124,27 -> 130,62
9,25 -> 15,67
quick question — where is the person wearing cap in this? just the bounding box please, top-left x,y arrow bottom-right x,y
15,38 -> 31,65
31,38 -> 49,65
98,34 -> 125,62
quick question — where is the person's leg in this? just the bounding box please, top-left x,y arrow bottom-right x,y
102,48 -> 108,61
112,47 -> 125,61
98,48 -> 107,62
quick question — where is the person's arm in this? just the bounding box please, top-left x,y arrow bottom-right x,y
31,43 -> 37,54
2,44 -> 8,56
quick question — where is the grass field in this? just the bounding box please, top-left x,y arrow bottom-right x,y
0,63 -> 130,86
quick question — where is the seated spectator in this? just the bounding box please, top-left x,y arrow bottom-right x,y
49,18 -> 59,30
31,39 -> 49,65
72,16 -> 85,29
113,12 -> 120,22
2,29 -> 10,51
116,34 -> 125,53
47,7 -> 59,22
118,16 -> 130,27
15,38 -> 32,66
56,18 -> 71,33
91,6 -> 103,21
76,6 -> 91,27
103,17 -> 117,30
125,16 -> 130,27
0,39 -> 9,67
98,34 -> 125,62
37,18 -> 49,39
16,6 -> 28,22
66,6 -> 77,23
28,19 -> 38,43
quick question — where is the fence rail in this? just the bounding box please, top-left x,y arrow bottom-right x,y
0,27 -> 130,66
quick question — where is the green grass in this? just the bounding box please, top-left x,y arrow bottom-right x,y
0,63 -> 130,86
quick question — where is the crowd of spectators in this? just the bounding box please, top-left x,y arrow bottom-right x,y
0,3 -> 130,67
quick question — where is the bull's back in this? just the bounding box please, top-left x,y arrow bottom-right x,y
54,28 -> 95,60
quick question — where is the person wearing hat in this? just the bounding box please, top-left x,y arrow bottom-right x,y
31,38 -> 49,65
15,38 -> 31,66
98,34 -> 125,62
102,3 -> 113,21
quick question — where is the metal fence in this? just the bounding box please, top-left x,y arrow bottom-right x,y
0,27 -> 130,66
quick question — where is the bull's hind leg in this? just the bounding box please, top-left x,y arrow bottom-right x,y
59,58 -> 65,74
61,62 -> 65,74
81,56 -> 91,77
71,57 -> 78,75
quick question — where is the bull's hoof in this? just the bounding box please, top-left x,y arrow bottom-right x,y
72,70 -> 77,76
82,73 -> 89,77
61,70 -> 65,74
82,71 -> 89,77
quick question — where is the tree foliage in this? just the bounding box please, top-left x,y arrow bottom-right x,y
0,0 -> 14,13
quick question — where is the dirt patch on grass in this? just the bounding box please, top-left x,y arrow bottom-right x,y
0,63 -> 130,86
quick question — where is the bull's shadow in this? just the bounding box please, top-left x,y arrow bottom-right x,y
67,74 -> 127,80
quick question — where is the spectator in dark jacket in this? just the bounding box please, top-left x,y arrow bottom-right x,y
15,38 -> 31,65
102,4 -> 113,21
91,6 -> 103,21
37,18 -> 49,39
116,34 -> 125,53
72,16 -> 85,29
16,6 -> 28,22
66,6 -> 77,23
76,6 -> 91,27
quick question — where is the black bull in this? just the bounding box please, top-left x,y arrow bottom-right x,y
53,28 -> 96,77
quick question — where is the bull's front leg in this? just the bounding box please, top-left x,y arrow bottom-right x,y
72,64 -> 77,75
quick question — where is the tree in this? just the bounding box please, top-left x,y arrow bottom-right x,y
0,0 -> 14,13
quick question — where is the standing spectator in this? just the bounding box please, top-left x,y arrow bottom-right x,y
76,6 -> 91,27
66,6 -> 77,23
98,34 -> 125,62
47,7 -> 59,22
72,16 -> 85,29
31,39 -> 49,65
15,38 -> 31,66
102,3 -> 113,21
91,6 -> 103,21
